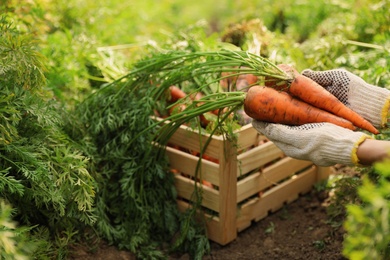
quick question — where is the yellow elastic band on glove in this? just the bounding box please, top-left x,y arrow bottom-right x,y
381,95 -> 390,127
351,135 -> 373,166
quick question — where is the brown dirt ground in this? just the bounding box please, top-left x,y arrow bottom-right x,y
70,165 -> 356,260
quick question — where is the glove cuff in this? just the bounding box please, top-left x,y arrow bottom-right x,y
346,76 -> 390,128
350,135 -> 373,166
380,95 -> 390,127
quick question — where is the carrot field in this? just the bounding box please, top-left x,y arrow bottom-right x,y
1,0 -> 390,259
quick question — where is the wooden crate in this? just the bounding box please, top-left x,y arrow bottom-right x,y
166,123 -> 330,245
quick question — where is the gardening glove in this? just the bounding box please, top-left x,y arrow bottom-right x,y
252,120 -> 372,167
301,68 -> 390,128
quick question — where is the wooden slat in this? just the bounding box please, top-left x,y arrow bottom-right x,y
236,172 -> 262,203
168,125 -> 224,158
174,174 -> 220,212
237,141 -> 284,176
260,158 -> 313,189
236,166 -> 317,232
164,120 -> 265,159
236,158 -> 313,203
176,200 -> 235,245
262,157 -> 312,177
216,139 -> 238,245
235,124 -> 263,151
166,146 -> 220,185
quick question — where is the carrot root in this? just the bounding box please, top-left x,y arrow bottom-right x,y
244,86 -> 357,131
267,64 -> 379,134
168,86 -> 187,103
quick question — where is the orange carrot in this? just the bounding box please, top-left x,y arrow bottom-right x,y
266,64 -> 379,134
202,180 -> 213,188
168,86 -> 186,103
201,154 -> 219,164
170,168 -> 180,174
220,70 -> 258,91
243,85 -> 357,130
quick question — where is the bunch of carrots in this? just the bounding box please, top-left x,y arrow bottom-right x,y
164,64 -> 379,136
245,64 -> 379,135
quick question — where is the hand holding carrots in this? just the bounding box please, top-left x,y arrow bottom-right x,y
302,68 -> 390,128
253,68 -> 390,167
253,121 -> 371,167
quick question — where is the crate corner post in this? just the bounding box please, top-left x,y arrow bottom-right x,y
316,166 -> 332,181
215,137 -> 238,245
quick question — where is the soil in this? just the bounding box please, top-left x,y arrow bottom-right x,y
70,165 -> 356,260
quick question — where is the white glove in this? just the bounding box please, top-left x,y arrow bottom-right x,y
301,68 -> 390,128
252,68 -> 388,166
252,121 -> 371,167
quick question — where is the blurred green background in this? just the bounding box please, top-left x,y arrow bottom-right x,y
4,0 -> 389,105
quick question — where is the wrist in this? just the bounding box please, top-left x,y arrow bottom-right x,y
356,139 -> 390,165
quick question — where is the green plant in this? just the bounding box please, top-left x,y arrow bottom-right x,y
326,175 -> 362,226
0,13 -> 98,259
343,160 -> 390,259
265,222 -> 275,234
353,0 -> 390,44
0,199 -> 35,259
286,0 -> 387,74
42,30 -> 98,106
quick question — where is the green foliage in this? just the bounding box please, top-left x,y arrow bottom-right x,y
0,16 -> 46,90
343,160 -> 390,259
0,199 -> 34,259
42,30 -> 98,106
297,0 -> 390,75
259,0 -> 343,42
1,199 -> 58,259
353,0 -> 390,44
0,12 -> 98,259
0,73 -> 97,235
325,175 -> 362,225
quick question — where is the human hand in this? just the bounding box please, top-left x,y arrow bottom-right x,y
252,121 -> 371,166
252,68 -> 390,166
301,68 -> 390,128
